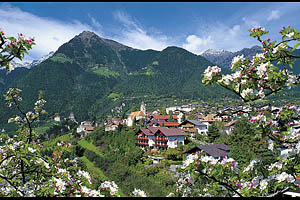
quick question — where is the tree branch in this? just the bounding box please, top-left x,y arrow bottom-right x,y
0,174 -> 25,196
197,170 -> 243,197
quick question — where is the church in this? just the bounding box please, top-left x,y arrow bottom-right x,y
126,101 -> 146,127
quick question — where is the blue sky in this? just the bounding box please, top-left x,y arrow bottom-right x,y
1,2 -> 300,62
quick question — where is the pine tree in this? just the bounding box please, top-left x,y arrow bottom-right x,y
207,122 -> 220,143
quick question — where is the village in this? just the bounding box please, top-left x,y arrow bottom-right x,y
53,100 -> 300,161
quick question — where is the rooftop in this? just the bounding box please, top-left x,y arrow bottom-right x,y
185,144 -> 231,157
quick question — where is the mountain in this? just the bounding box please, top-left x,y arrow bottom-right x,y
201,45 -> 262,69
55,31 -> 133,76
11,51 -> 55,69
2,30 -> 300,132
0,67 -> 30,92
0,31 -> 238,130
29,51 -> 55,68
201,49 -> 234,68
0,51 -> 55,92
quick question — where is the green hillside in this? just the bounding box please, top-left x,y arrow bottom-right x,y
3,31 -> 300,130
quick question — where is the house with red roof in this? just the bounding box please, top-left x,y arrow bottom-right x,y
76,121 -> 95,137
159,122 -> 180,128
152,115 -> 178,121
135,127 -> 188,150
146,114 -> 180,127
224,120 -> 237,135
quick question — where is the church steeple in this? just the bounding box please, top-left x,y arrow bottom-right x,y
140,101 -> 146,114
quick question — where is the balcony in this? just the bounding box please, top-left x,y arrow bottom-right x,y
136,137 -> 149,140
136,141 -> 149,146
155,137 -> 168,141
154,143 -> 168,147
182,128 -> 197,133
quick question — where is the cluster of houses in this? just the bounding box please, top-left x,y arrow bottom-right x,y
72,101 -> 300,153
54,112 -> 77,123
67,101 -> 300,196
103,101 -> 238,150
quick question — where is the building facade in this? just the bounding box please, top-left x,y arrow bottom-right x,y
136,127 -> 187,150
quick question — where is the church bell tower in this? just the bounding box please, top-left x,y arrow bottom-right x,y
140,101 -> 146,115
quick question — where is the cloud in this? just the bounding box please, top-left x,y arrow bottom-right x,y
242,17 -> 260,29
113,10 -> 136,28
267,10 -> 280,21
112,10 -> 173,51
0,4 -> 102,62
182,35 -> 214,54
182,21 -> 258,55
88,14 -> 103,35
228,25 -> 241,37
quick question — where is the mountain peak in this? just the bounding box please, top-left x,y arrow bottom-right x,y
162,46 -> 193,55
78,30 -> 99,39
75,30 -> 133,52
201,49 -> 232,56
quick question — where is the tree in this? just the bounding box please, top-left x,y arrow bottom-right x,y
177,26 -> 300,197
168,111 -> 176,122
181,113 -> 186,122
223,117 -> 262,166
159,106 -> 166,115
164,148 -> 182,161
207,122 -> 220,143
0,30 -> 35,72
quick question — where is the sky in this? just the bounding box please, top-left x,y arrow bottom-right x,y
1,2 -> 300,63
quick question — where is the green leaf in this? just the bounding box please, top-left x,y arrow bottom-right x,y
292,43 -> 300,51
271,66 -> 279,70
231,63 -> 239,71
289,64 -> 293,69
7,37 -> 16,42
282,35 -> 286,41
21,157 -> 30,166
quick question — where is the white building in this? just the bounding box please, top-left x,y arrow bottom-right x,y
224,120 -> 237,135
179,120 -> 209,136
166,105 -> 194,114
126,101 -> 146,127
135,127 -> 188,150
76,121 -> 95,136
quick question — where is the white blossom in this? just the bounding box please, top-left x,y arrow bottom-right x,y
268,139 -> 274,151
272,43 -> 287,54
256,62 -> 268,77
268,162 -> 282,171
276,172 -> 294,183
132,188 -> 147,197
231,55 -> 245,69
100,181 -> 119,196
286,32 -> 295,38
241,88 -> 255,98
259,179 -> 268,190
203,66 -> 221,81
77,170 -> 92,184
182,154 -> 198,169
28,147 -> 36,153
53,177 -> 66,191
